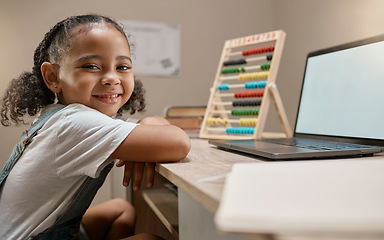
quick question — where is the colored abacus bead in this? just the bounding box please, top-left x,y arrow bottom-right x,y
242,45 -> 275,56
221,67 -> 245,74
232,100 -> 262,107
223,59 -> 247,66
244,81 -> 267,89
207,117 -> 257,126
234,90 -> 264,98
260,63 -> 271,70
207,117 -> 228,125
231,109 -> 260,116
239,72 -> 269,81
207,117 -> 215,125
218,84 -> 229,91
223,55 -> 272,68
226,127 -> 255,135
239,118 -> 258,126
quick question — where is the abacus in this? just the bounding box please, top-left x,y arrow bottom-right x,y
199,30 -> 292,140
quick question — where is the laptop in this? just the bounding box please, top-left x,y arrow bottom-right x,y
209,34 -> 384,160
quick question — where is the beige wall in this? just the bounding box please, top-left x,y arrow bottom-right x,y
1,0 -> 383,168
272,0 -> 384,132
0,0 -> 274,164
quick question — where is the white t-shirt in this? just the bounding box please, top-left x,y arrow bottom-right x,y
0,104 -> 138,239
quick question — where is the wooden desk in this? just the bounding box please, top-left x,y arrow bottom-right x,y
158,138 -> 262,213
152,138 -> 384,240
155,138 -> 262,240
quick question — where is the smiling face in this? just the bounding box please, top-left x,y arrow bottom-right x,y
55,23 -> 134,117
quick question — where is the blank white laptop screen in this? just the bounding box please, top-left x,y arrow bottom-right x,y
295,41 -> 384,140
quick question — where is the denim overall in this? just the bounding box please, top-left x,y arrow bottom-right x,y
0,106 -> 114,240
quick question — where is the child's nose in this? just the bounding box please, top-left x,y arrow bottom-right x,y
101,73 -> 121,85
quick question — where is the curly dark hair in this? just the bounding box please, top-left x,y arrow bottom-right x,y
1,14 -> 145,126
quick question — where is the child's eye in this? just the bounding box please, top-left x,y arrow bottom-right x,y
117,65 -> 131,71
82,64 -> 99,70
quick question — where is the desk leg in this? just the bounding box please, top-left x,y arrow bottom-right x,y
178,189 -> 250,240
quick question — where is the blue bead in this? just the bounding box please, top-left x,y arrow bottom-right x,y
218,84 -> 229,91
226,127 -> 255,135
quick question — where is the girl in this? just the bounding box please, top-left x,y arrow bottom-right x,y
0,14 -> 190,240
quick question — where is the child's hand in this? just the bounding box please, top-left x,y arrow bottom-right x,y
116,160 -> 155,191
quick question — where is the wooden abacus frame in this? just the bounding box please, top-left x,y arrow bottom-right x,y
199,30 -> 292,140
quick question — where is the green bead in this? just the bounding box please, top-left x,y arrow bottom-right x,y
260,63 -> 271,70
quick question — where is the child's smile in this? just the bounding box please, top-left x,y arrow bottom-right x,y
55,23 -> 134,117
92,93 -> 123,104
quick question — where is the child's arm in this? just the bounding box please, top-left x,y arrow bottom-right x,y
114,116 -> 190,189
137,115 -> 171,125
111,116 -> 191,162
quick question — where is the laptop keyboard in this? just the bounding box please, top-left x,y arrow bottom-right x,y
263,138 -> 373,150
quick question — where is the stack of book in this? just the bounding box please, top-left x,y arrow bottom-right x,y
164,106 -> 206,136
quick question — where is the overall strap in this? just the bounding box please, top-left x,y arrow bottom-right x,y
30,162 -> 114,240
0,106 -> 65,186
